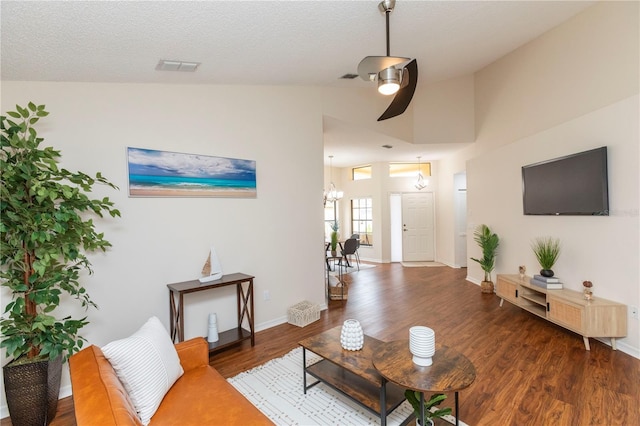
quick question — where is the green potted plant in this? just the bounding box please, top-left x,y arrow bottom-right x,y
532,237 -> 561,277
1,103 -> 120,425
404,390 -> 452,426
330,220 -> 339,256
470,224 -> 500,293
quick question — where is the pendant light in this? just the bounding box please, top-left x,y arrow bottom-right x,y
325,156 -> 344,203
415,156 -> 427,190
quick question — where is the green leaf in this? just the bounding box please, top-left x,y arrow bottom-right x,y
0,102 -> 119,361
17,105 -> 29,118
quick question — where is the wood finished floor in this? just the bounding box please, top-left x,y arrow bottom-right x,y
3,263 -> 638,426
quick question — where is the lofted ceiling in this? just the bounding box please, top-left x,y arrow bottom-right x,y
1,0 -> 595,167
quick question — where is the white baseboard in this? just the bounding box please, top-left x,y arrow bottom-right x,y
595,338 -> 640,359
255,315 -> 287,332
466,275 -> 481,285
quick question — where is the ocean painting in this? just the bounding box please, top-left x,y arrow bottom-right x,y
127,147 -> 257,198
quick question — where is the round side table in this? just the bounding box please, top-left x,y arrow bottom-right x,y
373,340 -> 476,426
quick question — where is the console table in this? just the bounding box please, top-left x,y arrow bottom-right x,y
167,273 -> 255,354
496,274 -> 627,350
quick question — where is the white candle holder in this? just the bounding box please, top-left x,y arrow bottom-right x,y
409,326 -> 435,366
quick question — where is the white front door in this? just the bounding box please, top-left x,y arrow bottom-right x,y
402,192 -> 435,262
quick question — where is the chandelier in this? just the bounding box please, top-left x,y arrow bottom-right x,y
324,155 -> 343,204
415,156 -> 428,190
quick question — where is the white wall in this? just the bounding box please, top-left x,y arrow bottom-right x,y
467,95 -> 639,354
440,1 -> 639,355
0,82 -> 327,411
413,74 -> 475,145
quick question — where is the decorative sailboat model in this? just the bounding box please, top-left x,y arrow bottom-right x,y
199,246 -> 223,283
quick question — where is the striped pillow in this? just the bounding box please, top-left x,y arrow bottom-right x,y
102,316 -> 184,425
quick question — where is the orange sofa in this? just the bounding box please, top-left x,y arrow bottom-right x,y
69,337 -> 273,426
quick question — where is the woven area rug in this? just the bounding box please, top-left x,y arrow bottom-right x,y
328,262 -> 375,277
228,347 -> 469,426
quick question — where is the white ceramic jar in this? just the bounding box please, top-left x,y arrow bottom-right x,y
340,319 -> 364,351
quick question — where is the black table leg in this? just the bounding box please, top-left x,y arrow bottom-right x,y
302,348 -> 307,394
380,377 -> 387,426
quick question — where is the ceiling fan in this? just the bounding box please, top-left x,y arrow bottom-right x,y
357,0 -> 418,121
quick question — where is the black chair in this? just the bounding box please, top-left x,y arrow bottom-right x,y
340,238 -> 359,270
349,234 -> 361,266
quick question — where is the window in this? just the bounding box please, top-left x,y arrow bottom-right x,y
351,198 -> 373,246
389,162 -> 431,178
353,165 -> 372,180
324,201 -> 338,240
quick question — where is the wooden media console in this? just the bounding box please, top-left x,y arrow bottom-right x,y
496,274 -> 627,351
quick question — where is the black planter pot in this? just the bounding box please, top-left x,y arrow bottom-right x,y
3,356 -> 62,426
540,269 -> 555,278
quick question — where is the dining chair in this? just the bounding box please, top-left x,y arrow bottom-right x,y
349,234 -> 361,266
340,238 -> 359,270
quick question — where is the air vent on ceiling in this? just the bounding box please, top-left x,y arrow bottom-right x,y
340,73 -> 359,79
156,59 -> 200,72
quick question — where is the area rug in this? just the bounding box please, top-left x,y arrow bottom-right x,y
328,263 -> 375,277
228,347 -> 469,426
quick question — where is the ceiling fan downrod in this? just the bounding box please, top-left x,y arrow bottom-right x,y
379,0 -> 395,57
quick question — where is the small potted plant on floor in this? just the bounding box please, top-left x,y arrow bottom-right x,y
404,390 -> 452,426
1,103 -> 120,425
531,237 -> 561,277
470,224 -> 500,293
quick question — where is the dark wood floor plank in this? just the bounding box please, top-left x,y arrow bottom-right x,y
2,263 -> 638,426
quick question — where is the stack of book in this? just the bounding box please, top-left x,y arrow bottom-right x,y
530,274 -> 563,289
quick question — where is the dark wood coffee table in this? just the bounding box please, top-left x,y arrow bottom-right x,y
298,326 -> 406,426
373,340 -> 476,426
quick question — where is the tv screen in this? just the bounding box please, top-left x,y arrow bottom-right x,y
522,147 -> 609,216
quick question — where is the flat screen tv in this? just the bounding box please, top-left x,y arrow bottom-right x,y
522,147 -> 609,216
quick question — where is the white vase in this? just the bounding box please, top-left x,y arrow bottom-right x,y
207,313 -> 219,343
340,319 -> 364,351
416,418 -> 434,426
409,326 -> 435,366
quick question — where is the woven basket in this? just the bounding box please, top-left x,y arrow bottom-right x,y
287,301 -> 321,327
329,281 -> 348,300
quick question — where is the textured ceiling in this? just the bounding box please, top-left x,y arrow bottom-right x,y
1,0 -> 595,166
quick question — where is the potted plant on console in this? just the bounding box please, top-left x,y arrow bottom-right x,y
470,224 -> 500,293
404,391 -> 452,426
532,237 -> 561,277
0,103 -> 120,425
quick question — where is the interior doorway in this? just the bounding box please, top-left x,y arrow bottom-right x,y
390,194 -> 402,262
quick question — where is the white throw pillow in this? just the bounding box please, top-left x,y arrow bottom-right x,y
102,316 -> 184,425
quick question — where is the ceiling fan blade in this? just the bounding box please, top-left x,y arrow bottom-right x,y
378,59 -> 418,121
357,55 -> 411,81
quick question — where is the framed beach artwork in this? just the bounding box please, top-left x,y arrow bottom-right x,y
127,147 -> 257,198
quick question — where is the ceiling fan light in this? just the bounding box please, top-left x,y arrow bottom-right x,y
377,67 -> 400,95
